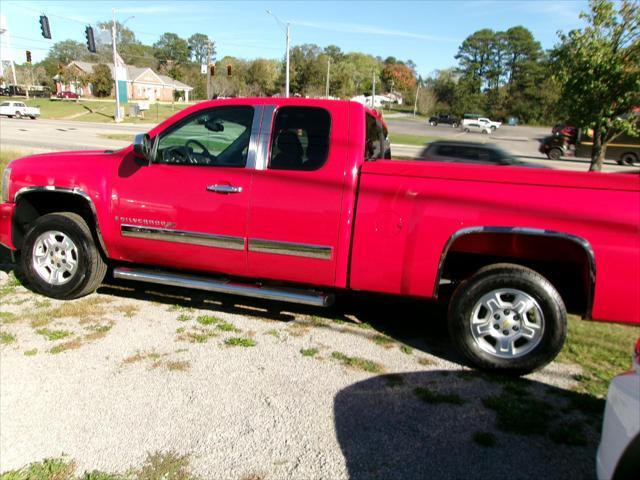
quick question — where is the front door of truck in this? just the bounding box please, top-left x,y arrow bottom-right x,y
112,105 -> 259,277
247,104 -> 349,287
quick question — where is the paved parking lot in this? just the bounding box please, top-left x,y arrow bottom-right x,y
1,263 -> 601,479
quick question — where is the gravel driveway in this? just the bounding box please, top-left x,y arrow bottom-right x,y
0,268 -> 599,479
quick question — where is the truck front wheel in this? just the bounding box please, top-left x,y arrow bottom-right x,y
448,263 -> 567,375
20,212 -> 107,300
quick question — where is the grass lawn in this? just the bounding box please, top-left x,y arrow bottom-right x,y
389,133 -> 440,146
97,133 -> 135,143
6,97 -> 190,124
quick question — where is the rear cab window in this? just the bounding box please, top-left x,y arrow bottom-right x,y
269,107 -> 331,171
365,113 -> 390,160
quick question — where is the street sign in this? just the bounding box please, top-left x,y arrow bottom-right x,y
201,64 -> 207,75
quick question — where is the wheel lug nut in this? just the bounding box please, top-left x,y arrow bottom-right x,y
504,309 -> 510,315
502,330 -> 509,335
513,325 -> 520,331
514,314 -> 519,320
493,323 -> 499,329
494,314 -> 500,320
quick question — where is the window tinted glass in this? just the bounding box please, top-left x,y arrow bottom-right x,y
0,103 -> 9,107
269,107 -> 331,171
156,106 -> 254,167
365,113 -> 389,160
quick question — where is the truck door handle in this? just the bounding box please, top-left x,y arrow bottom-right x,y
206,184 -> 243,194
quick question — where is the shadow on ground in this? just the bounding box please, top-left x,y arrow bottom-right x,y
334,370 -> 600,480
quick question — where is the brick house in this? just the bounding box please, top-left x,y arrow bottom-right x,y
55,61 -> 193,102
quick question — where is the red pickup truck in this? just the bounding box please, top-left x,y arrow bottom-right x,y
1,98 -> 639,373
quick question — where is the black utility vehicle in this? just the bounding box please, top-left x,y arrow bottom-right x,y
428,114 -> 459,127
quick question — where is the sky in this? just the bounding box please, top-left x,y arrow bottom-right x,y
0,0 -> 590,78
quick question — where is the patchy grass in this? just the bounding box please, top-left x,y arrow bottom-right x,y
384,374 -> 405,387
23,348 -> 38,356
177,314 -> 192,322
388,133 -> 440,146
372,334 -> 395,348
177,328 -> 217,344
472,431 -> 497,447
115,304 -> 139,318
414,387 -> 465,406
300,347 -> 319,357
49,339 -> 82,354
97,133 -> 135,142
0,330 -> 16,345
0,311 -> 17,324
549,420 -> 588,446
166,360 -> 190,372
400,345 -> 413,355
1,150 -> 27,177
483,392 -> 552,435
0,456 -> 76,480
30,297 -> 112,327
264,329 -> 281,339
0,450 -> 195,479
196,314 -> 220,326
224,337 -> 256,347
36,328 -> 73,341
559,315 -> 639,397
168,304 -> 194,313
417,357 -> 434,366
216,320 -> 240,332
331,351 -> 384,373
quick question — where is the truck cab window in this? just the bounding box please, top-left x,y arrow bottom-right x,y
365,113 -> 390,160
269,107 -> 331,171
156,106 -> 254,167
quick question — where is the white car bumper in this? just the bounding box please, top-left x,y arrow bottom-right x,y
596,371 -> 640,479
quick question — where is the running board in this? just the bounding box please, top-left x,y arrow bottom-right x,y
112,267 -> 334,307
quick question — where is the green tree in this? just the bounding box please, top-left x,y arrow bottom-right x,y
47,40 -> 87,65
90,63 -> 113,97
455,29 -> 496,93
553,0 -> 640,171
153,33 -> 190,70
188,33 -> 215,65
247,59 -> 279,95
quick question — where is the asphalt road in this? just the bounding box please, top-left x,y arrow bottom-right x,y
1,116 -> 636,173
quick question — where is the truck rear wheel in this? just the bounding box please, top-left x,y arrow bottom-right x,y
621,152 -> 638,166
448,263 -> 567,375
20,212 -> 107,300
15,111 -> 21,119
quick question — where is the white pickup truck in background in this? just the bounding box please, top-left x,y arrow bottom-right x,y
462,116 -> 502,130
0,101 -> 40,119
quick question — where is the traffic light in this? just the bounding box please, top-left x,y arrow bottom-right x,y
209,65 -> 215,76
227,65 -> 232,76
39,15 -> 51,39
26,51 -> 32,64
85,26 -> 96,53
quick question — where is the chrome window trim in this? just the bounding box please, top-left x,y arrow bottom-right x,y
14,186 -> 110,256
245,105 -> 264,170
255,105 -> 276,171
248,238 -> 332,260
121,224 -> 245,251
433,226 -> 596,318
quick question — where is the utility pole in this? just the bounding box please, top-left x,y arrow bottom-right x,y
0,15 -> 18,87
266,10 -> 290,98
413,82 -> 420,117
371,70 -> 376,108
325,57 -> 331,98
206,40 -> 213,100
112,9 -> 122,123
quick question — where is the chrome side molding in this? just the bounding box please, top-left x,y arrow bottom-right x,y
113,267 -> 334,307
248,238 -> 333,260
121,224 -> 245,251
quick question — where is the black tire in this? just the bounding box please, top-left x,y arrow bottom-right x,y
448,263 -> 567,375
20,212 -> 108,300
464,128 -> 470,133
431,121 -> 438,127
491,126 -> 497,131
15,111 -> 21,119
621,152 -> 638,166
548,147 -> 563,160
452,123 -> 458,128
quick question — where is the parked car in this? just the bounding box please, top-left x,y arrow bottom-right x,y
418,141 -> 547,168
428,114 -> 459,127
596,338 -> 640,480
56,91 -> 79,100
462,121 -> 491,134
540,130 -> 639,165
463,117 -> 501,131
0,101 -> 40,119
1,98 -> 639,375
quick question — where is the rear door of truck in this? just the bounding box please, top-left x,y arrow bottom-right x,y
246,102 -> 351,287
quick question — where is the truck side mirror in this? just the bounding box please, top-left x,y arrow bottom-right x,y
133,133 -> 153,165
